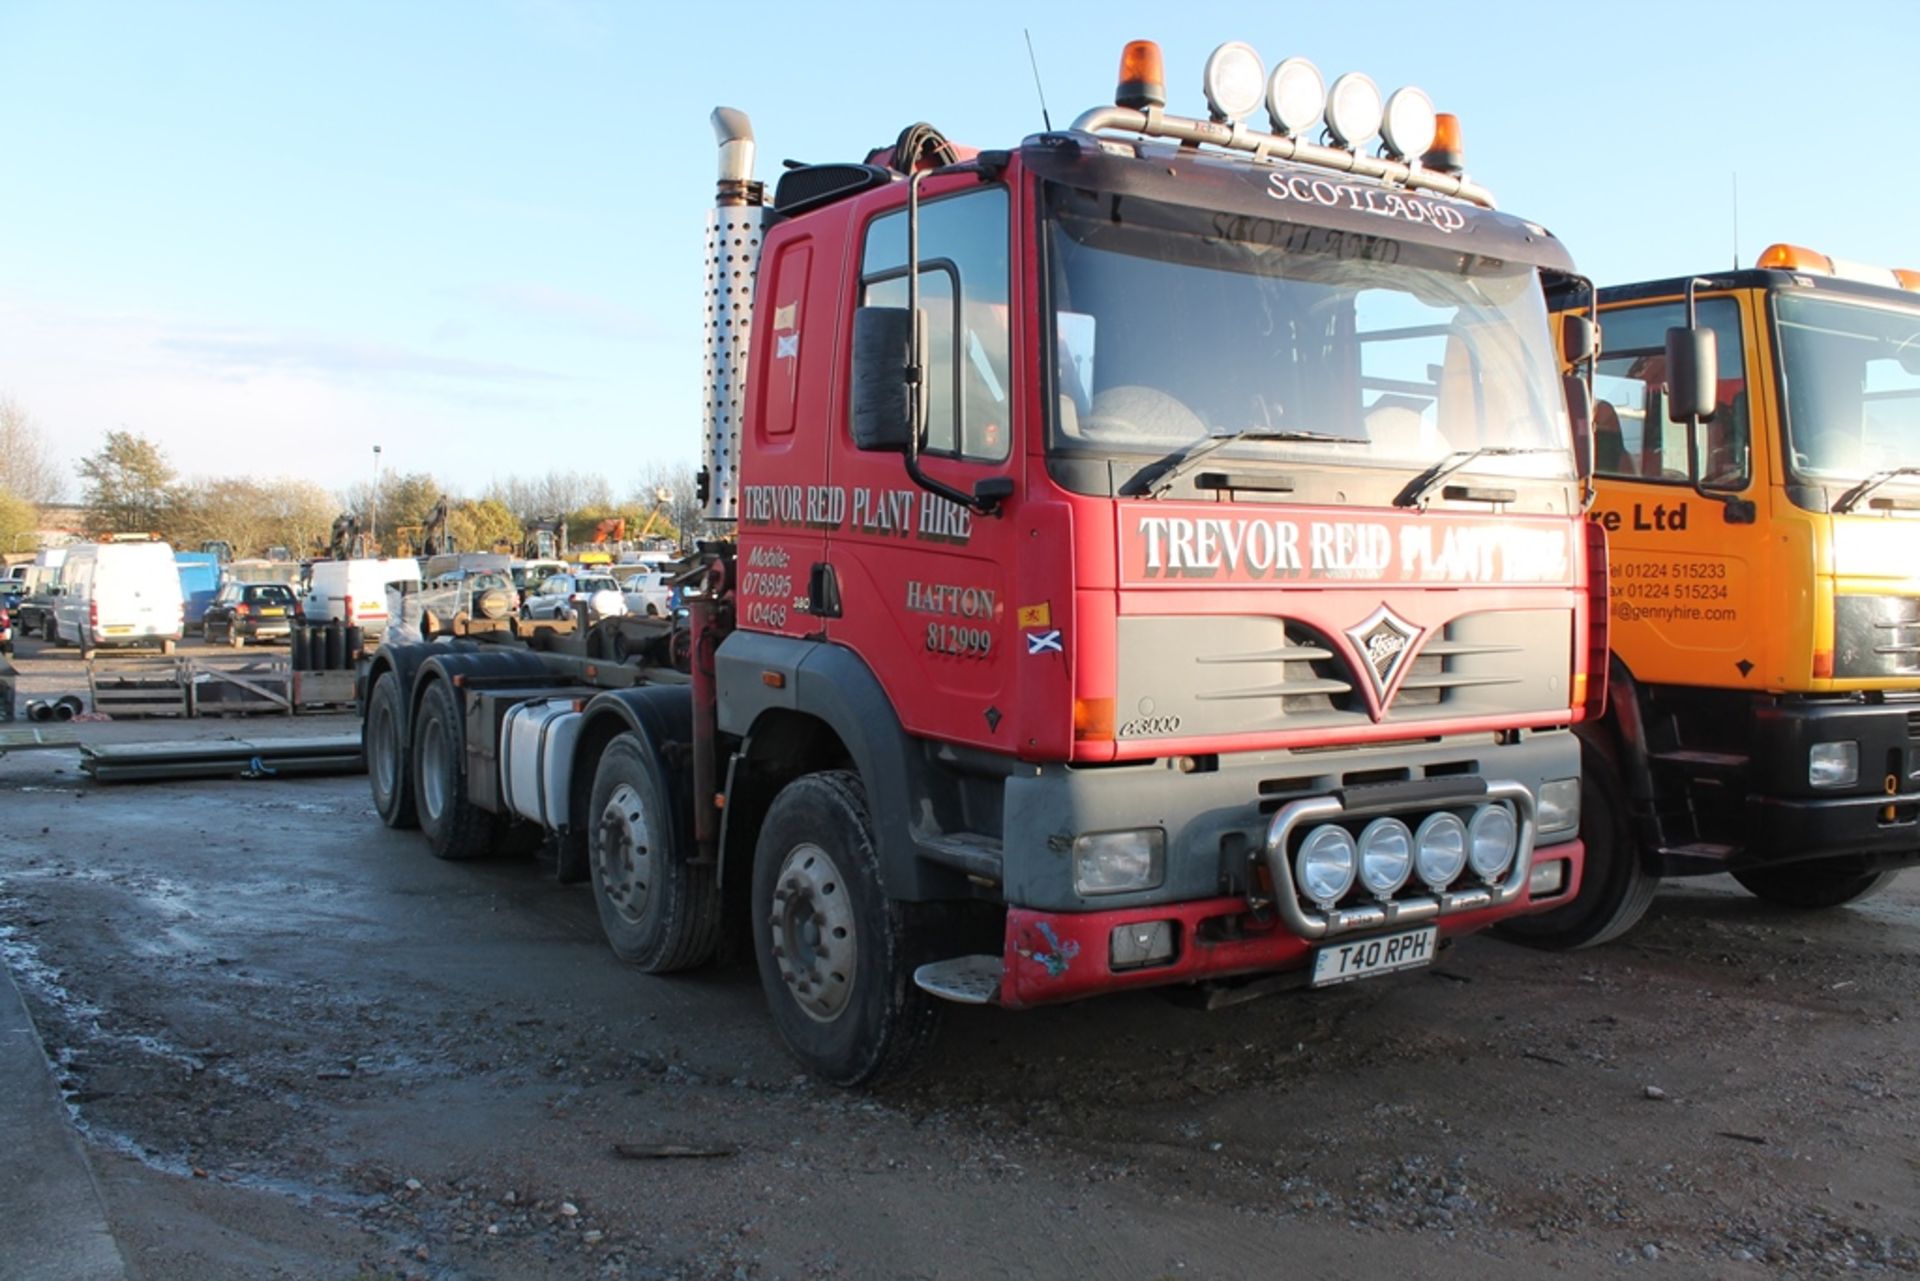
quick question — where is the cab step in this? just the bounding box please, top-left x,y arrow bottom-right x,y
1650,748 -> 1750,776
917,832 -> 1002,884
912,955 -> 1004,1005
1656,841 -> 1740,875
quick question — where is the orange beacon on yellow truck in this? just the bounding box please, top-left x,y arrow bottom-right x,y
1519,246 -> 1920,947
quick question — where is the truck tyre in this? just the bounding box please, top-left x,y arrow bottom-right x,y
1731,863 -> 1897,910
585,734 -> 719,972
751,771 -> 942,1086
1497,739 -> 1656,950
366,674 -> 418,829
410,679 -> 498,860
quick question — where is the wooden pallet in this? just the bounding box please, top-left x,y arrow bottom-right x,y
87,658 -> 189,718
189,660 -> 292,717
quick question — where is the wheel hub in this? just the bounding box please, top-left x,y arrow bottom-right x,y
768,842 -> 857,1023
595,783 -> 654,925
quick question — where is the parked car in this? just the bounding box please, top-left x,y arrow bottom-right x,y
203,582 -> 301,647
612,565 -> 673,617
51,541 -> 185,658
0,605 -> 13,655
176,552 -> 222,634
520,572 -> 626,621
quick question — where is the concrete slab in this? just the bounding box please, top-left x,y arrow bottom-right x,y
0,965 -> 127,1281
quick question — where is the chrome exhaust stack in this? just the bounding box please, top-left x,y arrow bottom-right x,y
701,107 -> 767,524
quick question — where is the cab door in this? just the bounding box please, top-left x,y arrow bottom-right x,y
1590,292 -> 1771,691
827,183 -> 1020,752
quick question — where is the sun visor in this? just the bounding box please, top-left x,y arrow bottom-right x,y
1021,131 -> 1574,275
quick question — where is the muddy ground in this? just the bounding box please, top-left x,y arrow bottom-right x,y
1,639 -> 1917,1279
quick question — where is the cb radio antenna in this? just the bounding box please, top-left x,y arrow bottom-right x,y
1024,28 -> 1053,131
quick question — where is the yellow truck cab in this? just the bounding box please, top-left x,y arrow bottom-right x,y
1523,245 -> 1920,946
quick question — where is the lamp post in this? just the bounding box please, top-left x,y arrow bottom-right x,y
370,444 -> 382,555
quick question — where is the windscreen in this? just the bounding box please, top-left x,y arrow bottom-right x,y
1777,292 -> 1920,478
1044,183 -> 1571,483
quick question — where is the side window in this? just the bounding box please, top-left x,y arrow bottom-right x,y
1593,298 -> 1748,484
857,187 -> 1011,463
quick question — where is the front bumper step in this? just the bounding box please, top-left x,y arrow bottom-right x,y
913,955 -> 1003,1004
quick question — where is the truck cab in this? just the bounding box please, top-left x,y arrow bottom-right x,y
1535,247 -> 1920,945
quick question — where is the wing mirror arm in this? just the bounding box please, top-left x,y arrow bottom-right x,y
1667,277 -> 1755,524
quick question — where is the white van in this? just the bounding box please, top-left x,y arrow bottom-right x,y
301,558 -> 421,640
52,541 -> 186,657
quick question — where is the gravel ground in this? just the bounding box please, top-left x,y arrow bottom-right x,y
1,639 -> 1916,1279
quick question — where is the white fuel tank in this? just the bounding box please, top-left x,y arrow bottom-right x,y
500,698 -> 583,830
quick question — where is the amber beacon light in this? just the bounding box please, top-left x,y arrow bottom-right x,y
1115,40 -> 1166,110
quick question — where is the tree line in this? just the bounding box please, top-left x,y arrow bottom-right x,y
0,396 -> 702,559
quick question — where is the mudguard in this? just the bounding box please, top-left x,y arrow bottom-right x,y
715,630 -> 965,900
567,686 -> 697,873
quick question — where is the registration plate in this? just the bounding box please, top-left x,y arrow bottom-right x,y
104,625 -> 133,635
260,608 -> 285,617
1310,925 -> 1437,987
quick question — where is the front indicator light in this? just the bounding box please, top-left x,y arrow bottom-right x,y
1536,778 -> 1580,834
1296,824 -> 1356,907
1529,859 -> 1567,897
1073,829 -> 1165,896
1809,741 -> 1859,788
1467,803 -> 1518,882
1109,920 -> 1175,970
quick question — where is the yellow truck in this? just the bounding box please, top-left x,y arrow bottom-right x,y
1520,244 -> 1920,946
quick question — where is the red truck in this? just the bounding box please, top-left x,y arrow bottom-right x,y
363,39 -> 1602,1084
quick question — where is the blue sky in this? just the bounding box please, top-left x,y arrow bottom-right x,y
1,0 -> 1914,499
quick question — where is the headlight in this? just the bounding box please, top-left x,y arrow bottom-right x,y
1467,804 -> 1518,882
1323,72 -> 1382,148
1809,741 -> 1858,788
1295,824 -> 1356,906
1073,829 -> 1164,896
1413,812 -> 1467,890
1379,85 -> 1437,161
1536,778 -> 1580,834
1201,41 -> 1266,123
1265,56 -> 1324,136
1356,817 -> 1413,898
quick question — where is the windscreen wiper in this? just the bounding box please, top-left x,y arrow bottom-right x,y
1394,447 -> 1555,509
1832,466 -> 1920,514
1139,429 -> 1360,498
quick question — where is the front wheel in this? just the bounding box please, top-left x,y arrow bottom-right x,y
1498,738 -> 1657,950
410,679 -> 498,860
366,674 -> 417,829
751,771 -> 942,1086
585,735 -> 718,971
1732,863 -> 1897,910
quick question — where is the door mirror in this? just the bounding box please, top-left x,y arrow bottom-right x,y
1561,312 -> 1598,368
1664,326 -> 1717,423
850,307 -> 923,452
1564,373 -> 1594,482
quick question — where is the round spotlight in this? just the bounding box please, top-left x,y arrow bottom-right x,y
1202,41 -> 1266,123
1265,56 -> 1324,136
1295,824 -> 1356,907
1357,817 -> 1414,898
1380,85 -> 1437,160
1413,812 -> 1467,890
1324,72 -> 1383,148
1468,804 -> 1519,882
